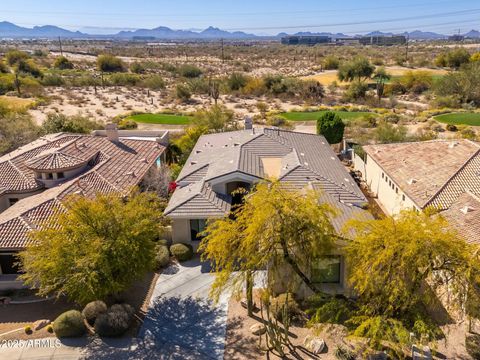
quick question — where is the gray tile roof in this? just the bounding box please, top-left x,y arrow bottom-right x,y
166,128 -> 368,226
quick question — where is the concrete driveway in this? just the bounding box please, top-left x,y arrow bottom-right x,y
1,258 -> 230,360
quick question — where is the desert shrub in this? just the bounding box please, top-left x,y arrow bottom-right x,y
187,78 -> 210,94
170,243 -> 193,262
141,75 -> 165,90
323,55 -> 340,70
433,95 -> 461,109
374,122 -> 408,143
0,74 -> 15,94
82,300 -> 107,326
41,74 -> 65,86
334,345 -> 356,360
24,325 -> 32,334
53,310 -> 86,338
227,72 -> 248,91
176,83 -> 191,102
94,307 -> 132,337
118,119 -> 137,129
130,62 -> 146,74
97,54 -> 125,73
158,239 -> 169,246
110,303 -> 135,319
466,333 -> 480,359
42,113 -> 102,134
53,56 -> 74,70
0,112 -> 40,156
178,64 -> 202,78
5,49 -> 29,66
46,324 -> 54,333
156,244 -> 170,269
461,127 -> 476,140
446,124 -> 458,132
399,71 -> 433,94
300,80 -> 324,102
269,293 -> 300,320
0,61 -> 9,73
19,76 -> 44,96
108,73 -> 140,86
436,48 -> 471,69
266,116 -> 292,129
18,59 -> 43,78
307,296 -> 354,325
242,77 -> 266,96
344,81 -> 368,100
316,111 -> 345,144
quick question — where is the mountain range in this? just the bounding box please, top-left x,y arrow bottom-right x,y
1,21 -> 479,40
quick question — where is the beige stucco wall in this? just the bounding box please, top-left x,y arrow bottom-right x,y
171,218 -> 204,251
0,189 -> 44,213
354,152 -> 419,216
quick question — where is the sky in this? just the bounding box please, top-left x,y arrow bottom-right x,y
2,0 -> 480,35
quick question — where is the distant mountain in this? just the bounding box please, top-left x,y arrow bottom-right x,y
464,29 -> 480,38
403,30 -> 446,40
0,21 -> 477,41
0,21 -> 84,38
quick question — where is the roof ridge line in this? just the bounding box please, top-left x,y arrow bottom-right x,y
425,149 -> 480,207
200,183 -> 231,213
164,181 -> 205,215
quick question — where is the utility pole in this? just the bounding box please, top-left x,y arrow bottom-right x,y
221,38 -> 225,64
58,36 -> 63,56
405,34 -> 409,65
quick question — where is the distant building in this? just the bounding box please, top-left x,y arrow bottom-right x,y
448,34 -> 465,42
358,35 -> 407,46
281,35 -> 331,46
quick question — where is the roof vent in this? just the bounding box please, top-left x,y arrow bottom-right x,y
460,206 -> 475,214
407,178 -> 417,185
300,152 -> 305,156
234,143 -> 240,147
195,150 -> 202,154
304,162 -> 309,166
190,161 -> 197,165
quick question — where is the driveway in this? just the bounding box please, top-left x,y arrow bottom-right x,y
1,258 -> 230,360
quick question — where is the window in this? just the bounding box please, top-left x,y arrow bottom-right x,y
402,194 -> 406,201
381,173 -> 384,179
190,219 -> 207,241
57,172 -> 65,179
46,173 -> 53,180
8,198 -> 19,207
311,256 -> 341,284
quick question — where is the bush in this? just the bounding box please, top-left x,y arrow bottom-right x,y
156,244 -> 170,269
334,345 -> 356,360
82,300 -> 107,325
94,306 -> 132,337
269,293 -> 299,321
141,75 -> 165,90
24,325 -> 32,334
446,124 -> 458,132
316,111 -> 345,144
110,303 -> 135,319
176,84 -> 191,102
323,55 -> 340,70
53,56 -> 74,70
97,54 -> 124,73
178,64 -> 202,78
227,72 -> 248,91
466,333 -> 480,359
42,113 -> 102,134
158,239 -> 169,246
170,243 -> 194,262
118,119 -> 137,130
47,324 -> 54,333
344,81 -> 369,100
130,62 -> 146,74
53,310 -> 86,338
108,73 -> 140,86
41,74 -> 65,86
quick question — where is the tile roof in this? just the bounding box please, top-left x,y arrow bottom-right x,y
442,192 -> 480,245
26,151 -> 86,171
0,133 -> 166,250
166,128 -> 369,229
363,140 -> 480,209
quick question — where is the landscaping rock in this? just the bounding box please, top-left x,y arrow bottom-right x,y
303,335 -> 325,354
33,319 -> 51,331
250,323 -> 266,336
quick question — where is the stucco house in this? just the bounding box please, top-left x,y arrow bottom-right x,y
353,139 -> 480,244
0,125 -> 168,288
164,127 -> 372,296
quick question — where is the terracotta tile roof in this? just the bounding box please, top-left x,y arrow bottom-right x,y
26,151 -> 86,171
363,140 -> 480,208
442,192 -> 480,245
0,133 -> 166,250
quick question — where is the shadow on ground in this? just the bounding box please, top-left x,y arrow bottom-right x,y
81,295 -> 227,360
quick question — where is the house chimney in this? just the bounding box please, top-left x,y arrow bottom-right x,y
105,123 -> 119,142
244,116 -> 253,130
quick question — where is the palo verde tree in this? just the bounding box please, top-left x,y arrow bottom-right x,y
199,181 -> 339,314
337,56 -> 375,82
345,209 -> 480,319
316,111 -> 345,144
19,191 -> 167,305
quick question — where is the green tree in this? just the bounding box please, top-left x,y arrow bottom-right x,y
19,192 -> 166,305
191,105 -> 236,133
316,111 -> 345,144
97,54 -> 125,73
345,209 -> 477,318
435,62 -> 480,105
338,57 -> 374,82
5,49 -> 29,66
53,56 -> 74,70
322,55 -> 340,70
200,181 -> 339,306
41,113 -> 102,134
373,67 -> 391,101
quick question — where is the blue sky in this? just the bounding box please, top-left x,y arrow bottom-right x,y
2,0 -> 480,35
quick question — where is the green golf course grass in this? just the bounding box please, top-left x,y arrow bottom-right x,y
127,113 -> 193,125
434,113 -> 480,126
280,110 -> 372,122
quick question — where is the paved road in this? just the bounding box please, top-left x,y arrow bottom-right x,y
0,258 -> 230,360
